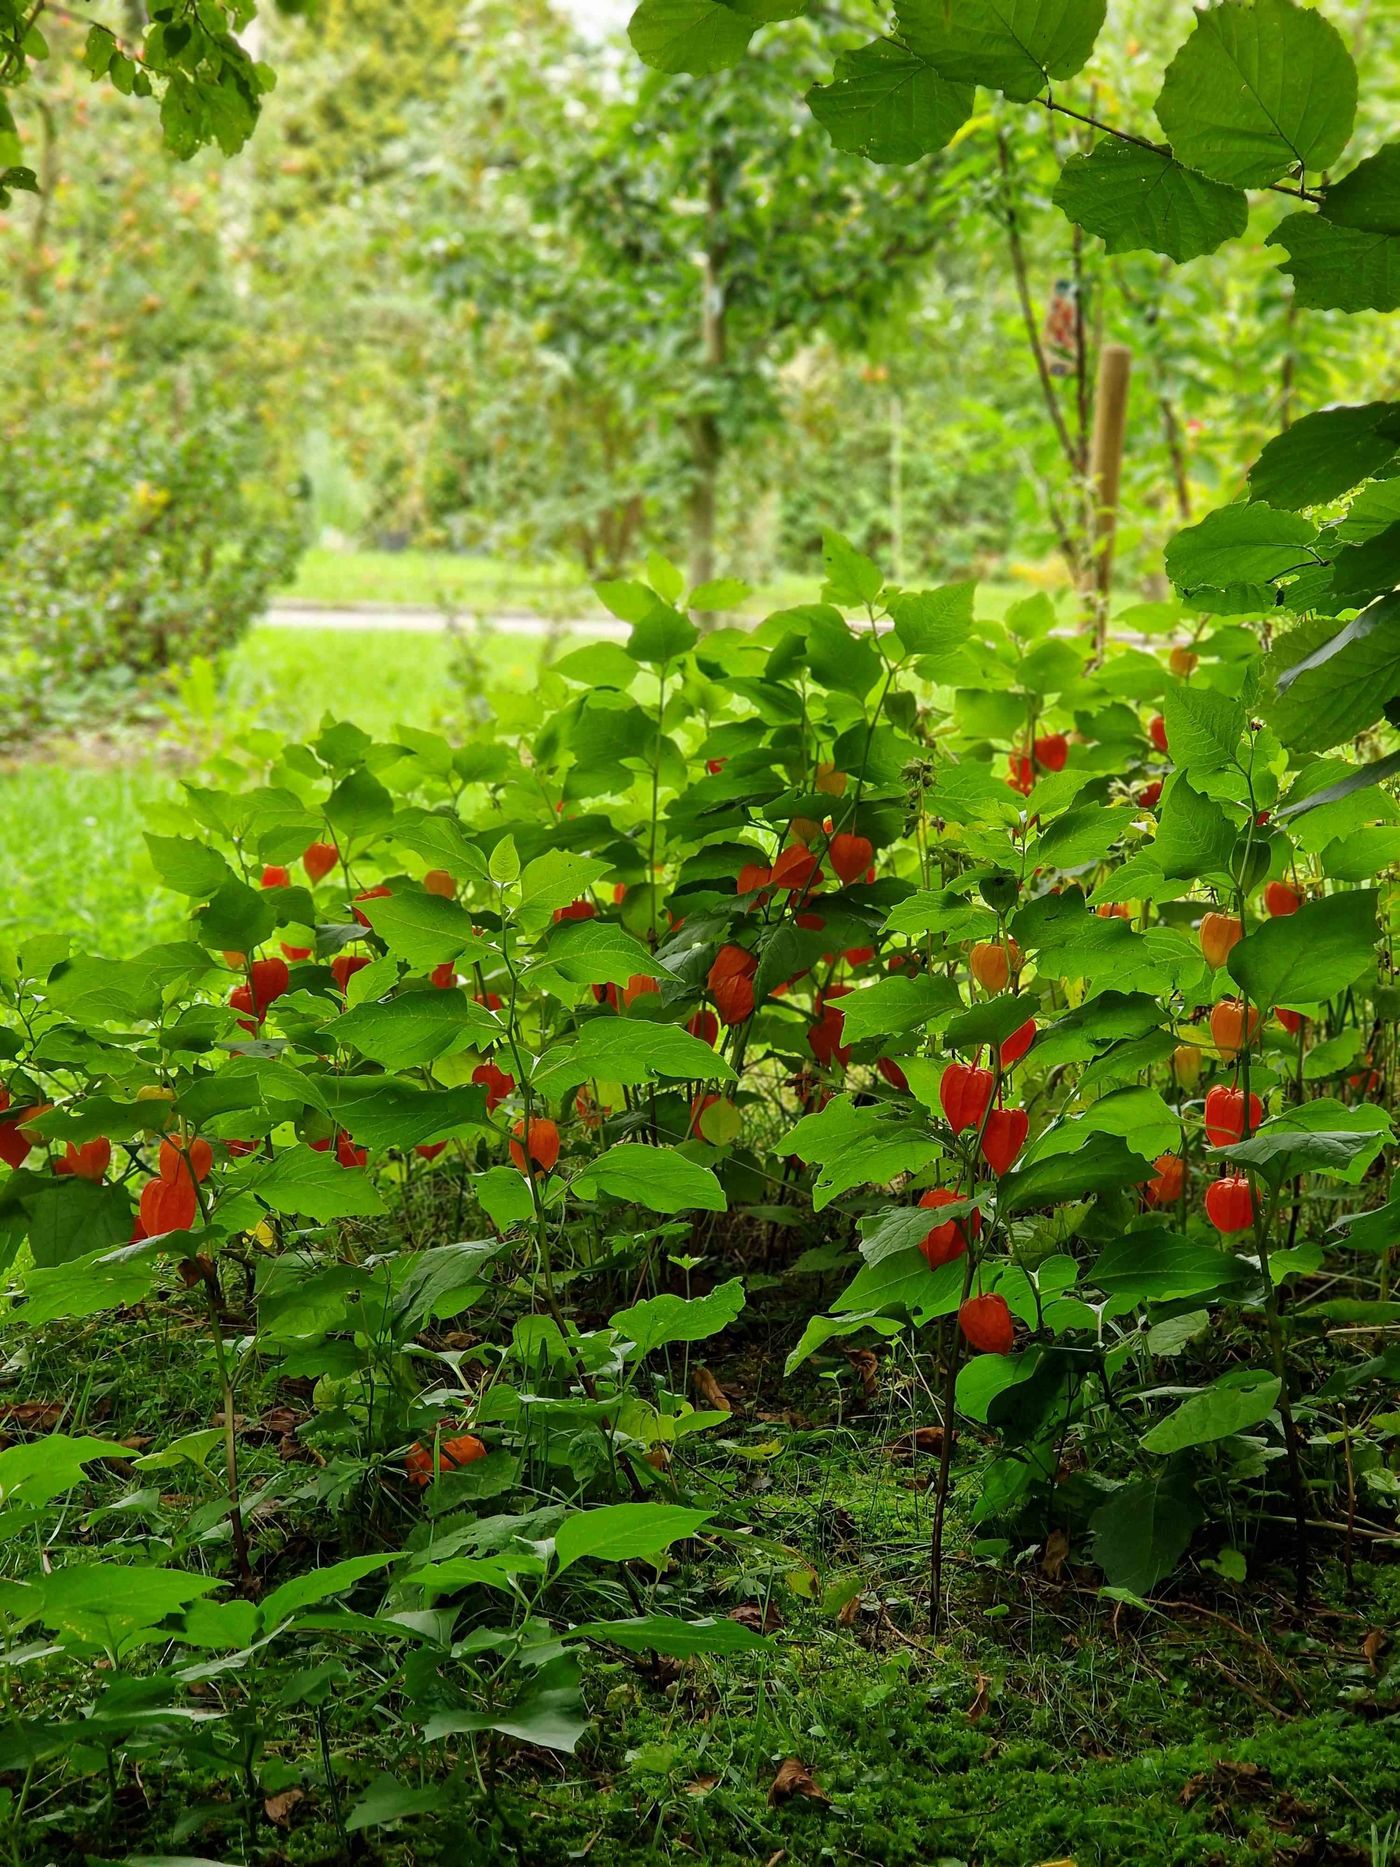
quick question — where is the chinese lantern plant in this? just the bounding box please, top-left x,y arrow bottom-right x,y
4,532 -> 1400,1836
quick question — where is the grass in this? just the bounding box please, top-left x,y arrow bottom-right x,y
276,545 -> 1031,619
6,1296 -> 1399,1866
1,625 -> 559,953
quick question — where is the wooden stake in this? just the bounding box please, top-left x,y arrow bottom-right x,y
1087,342 -> 1131,657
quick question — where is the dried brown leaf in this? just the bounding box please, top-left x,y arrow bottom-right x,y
730,1601 -> 783,1635
264,1788 -> 304,1828
1041,1528 -> 1070,1580
1362,1628 -> 1388,1674
692,1366 -> 734,1415
767,1758 -> 829,1806
966,1673 -> 991,1723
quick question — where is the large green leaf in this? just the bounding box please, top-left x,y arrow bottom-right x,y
554,1504 -> 711,1575
897,0 -> 1106,102
807,42 -> 973,165
1165,502 -> 1319,598
1271,595 -> 1400,752
575,1143 -> 726,1213
1267,212 -> 1400,314
1154,0 -> 1357,188
1090,1468 -> 1202,1593
1053,140 -> 1247,262
1247,401 -> 1400,510
0,1434 -> 135,1513
361,892 -> 491,969
610,1277 -> 746,1356
1159,683 -> 1245,777
567,1613 -> 772,1656
1091,1231 -> 1249,1307
1218,1099 -> 1391,1188
533,1019 -> 735,1096
1141,1370 -> 1281,1453
999,1131 -> 1149,1214
240,1148 -> 388,1222
1228,890 -> 1376,1010
327,992 -> 501,1070
422,1655 -> 588,1755
628,0 -> 753,73
783,1095 -> 941,1210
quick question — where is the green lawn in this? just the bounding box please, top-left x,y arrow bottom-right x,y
279,546 -> 891,618
3,624 -> 557,953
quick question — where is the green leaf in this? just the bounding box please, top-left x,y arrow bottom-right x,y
261,1554 -> 397,1629
1267,212 -> 1400,314
1227,890 -> 1376,1008
1160,684 -> 1245,776
345,1775 -> 448,1832
517,852 -> 612,930
1154,0 -> 1356,188
628,0 -> 754,73
1218,1099 -> 1391,1188
1152,777 -> 1238,882
838,972 -> 958,1045
1323,141 -> 1400,235
0,1434 -> 134,1513
897,0 -> 1106,102
11,1560 -> 224,1650
889,582 -> 976,657
567,1613 -> 772,1655
783,1095 -> 941,1210
1053,140 -> 1247,262
999,1131 -> 1150,1214
1091,1468 -> 1202,1594
9,1242 -> 161,1329
1141,1370 -> 1281,1453
554,1504 -> 711,1575
144,834 -> 235,899
627,604 -> 699,665
1165,502 -> 1319,598
423,1654 -> 587,1754
361,892 -> 489,970
319,1078 -> 486,1151
575,1144 -> 727,1214
611,1278 -> 746,1358
533,1019 -> 734,1097
1247,401 -> 1400,510
819,529 -> 883,607
240,1149 -> 387,1222
807,41 -> 973,165
327,992 -> 501,1069
1271,596 -> 1400,752
1091,1231 -> 1249,1307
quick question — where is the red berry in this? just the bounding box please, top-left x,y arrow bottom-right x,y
1205,1173 -> 1254,1234
959,1293 -> 1015,1355
260,864 -> 290,889
1264,881 -> 1301,917
1204,1085 -> 1262,1147
249,957 -> 289,1014
1149,713 -> 1169,755
1144,1153 -> 1184,1206
997,1017 -> 1036,1070
510,1117 -> 560,1175
303,841 -> 339,884
1033,732 -> 1069,772
980,1107 -> 1029,1177
918,1187 -> 979,1267
331,954 -> 370,994
139,1174 -> 197,1236
687,1009 -> 719,1046
940,1062 -> 994,1134
829,833 -> 874,886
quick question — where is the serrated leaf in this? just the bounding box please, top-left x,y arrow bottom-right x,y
1154,0 -> 1357,188
1053,139 -> 1247,262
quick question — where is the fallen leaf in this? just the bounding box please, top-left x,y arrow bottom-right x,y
841,1347 -> 879,1400
685,1775 -> 720,1797
768,1758 -> 829,1806
693,1365 -> 734,1414
264,1788 -> 304,1828
966,1673 -> 991,1722
1362,1628 -> 1389,1674
0,1401 -> 64,1429
837,1591 -> 862,1628
1041,1528 -> 1070,1580
730,1601 -> 783,1634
